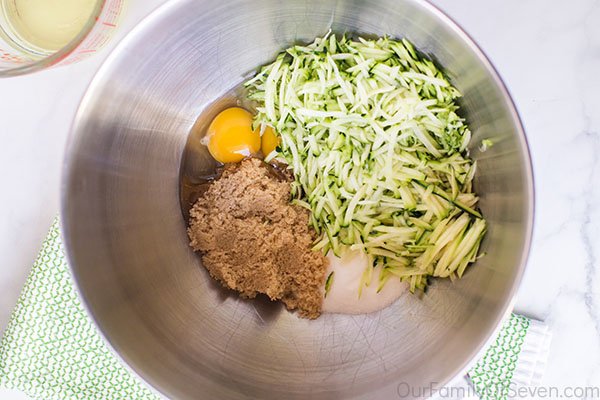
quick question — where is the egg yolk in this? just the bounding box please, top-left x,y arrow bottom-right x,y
261,126 -> 280,156
206,107 -> 261,163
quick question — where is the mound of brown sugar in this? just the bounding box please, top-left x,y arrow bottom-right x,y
187,158 -> 328,319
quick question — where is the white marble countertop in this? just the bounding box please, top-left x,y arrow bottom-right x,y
1,0 -> 598,398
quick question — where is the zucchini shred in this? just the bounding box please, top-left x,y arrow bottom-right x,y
245,32 -> 487,293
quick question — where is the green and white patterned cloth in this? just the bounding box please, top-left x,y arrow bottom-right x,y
468,315 -> 551,399
458,315 -> 550,400
0,220 -> 551,400
0,220 -> 159,400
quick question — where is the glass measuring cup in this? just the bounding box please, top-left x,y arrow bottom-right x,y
0,0 -> 124,77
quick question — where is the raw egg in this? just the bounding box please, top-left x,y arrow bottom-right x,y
261,126 -> 280,156
206,107 -> 261,163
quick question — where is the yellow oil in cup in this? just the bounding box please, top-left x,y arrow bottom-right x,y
0,0 -> 96,54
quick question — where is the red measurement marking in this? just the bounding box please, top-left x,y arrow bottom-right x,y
77,49 -> 97,54
102,21 -> 117,27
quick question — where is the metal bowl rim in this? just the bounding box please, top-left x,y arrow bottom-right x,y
60,0 -> 535,396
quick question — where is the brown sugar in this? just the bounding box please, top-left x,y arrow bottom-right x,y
187,158 -> 329,319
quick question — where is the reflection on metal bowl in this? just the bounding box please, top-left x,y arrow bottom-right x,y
61,0 -> 534,398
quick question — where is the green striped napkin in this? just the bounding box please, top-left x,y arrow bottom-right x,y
0,220 -> 550,400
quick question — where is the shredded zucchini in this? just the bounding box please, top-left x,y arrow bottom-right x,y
245,33 -> 487,292
324,272 -> 335,297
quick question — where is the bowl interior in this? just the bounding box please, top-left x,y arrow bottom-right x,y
62,0 -> 533,398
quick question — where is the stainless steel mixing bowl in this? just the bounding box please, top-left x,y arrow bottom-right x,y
61,0 -> 534,398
